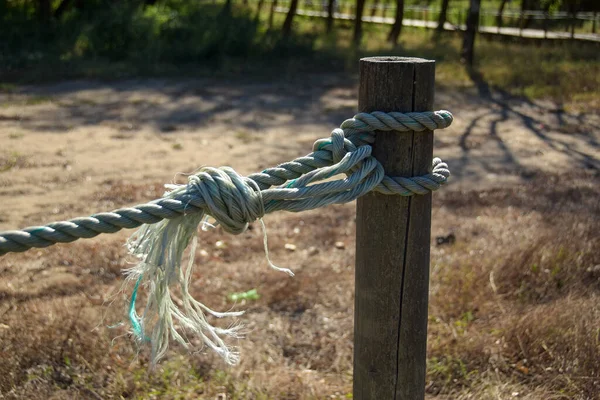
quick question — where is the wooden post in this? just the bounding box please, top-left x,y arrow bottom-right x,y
354,57 -> 435,399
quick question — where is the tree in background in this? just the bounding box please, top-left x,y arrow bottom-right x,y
354,0 -> 366,44
37,0 -> 51,21
255,0 -> 265,21
381,0 -> 387,17
221,0 -> 234,15
496,0 -> 508,31
519,0 -> 542,30
567,0 -> 579,37
268,0 -> 279,28
436,0 -> 450,32
326,0 -> 335,33
461,0 -> 480,66
371,0 -> 380,17
520,0 -> 530,30
387,0 -> 404,45
282,0 -> 299,37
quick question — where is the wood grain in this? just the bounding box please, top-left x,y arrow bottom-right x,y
354,57 -> 435,400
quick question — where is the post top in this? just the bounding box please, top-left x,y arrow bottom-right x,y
360,56 -> 434,64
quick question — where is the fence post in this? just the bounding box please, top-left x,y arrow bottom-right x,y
354,57 -> 435,399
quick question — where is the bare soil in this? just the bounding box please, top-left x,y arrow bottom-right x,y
0,76 -> 598,399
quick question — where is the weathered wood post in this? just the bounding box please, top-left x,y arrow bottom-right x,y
354,57 -> 435,399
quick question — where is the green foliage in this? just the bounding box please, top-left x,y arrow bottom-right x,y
0,0 -> 317,73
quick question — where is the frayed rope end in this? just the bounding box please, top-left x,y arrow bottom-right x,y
122,181 -> 293,366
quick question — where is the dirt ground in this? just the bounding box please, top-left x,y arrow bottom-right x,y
0,76 -> 599,399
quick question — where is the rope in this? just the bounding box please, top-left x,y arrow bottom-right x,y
0,110 -> 452,256
0,110 -> 453,365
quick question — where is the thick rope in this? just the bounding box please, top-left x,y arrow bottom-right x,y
0,110 -> 453,365
0,110 -> 452,256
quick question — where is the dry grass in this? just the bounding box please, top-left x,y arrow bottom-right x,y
0,151 -> 29,172
0,171 -> 599,399
426,172 -> 600,399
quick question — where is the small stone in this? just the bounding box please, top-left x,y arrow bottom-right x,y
284,243 -> 297,251
215,240 -> 227,249
307,246 -> 319,256
334,241 -> 345,249
586,265 -> 600,273
199,249 -> 209,257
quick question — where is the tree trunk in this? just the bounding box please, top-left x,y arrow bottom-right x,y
519,0 -> 531,32
222,0 -> 233,16
496,0 -> 507,32
38,0 -> 51,22
282,0 -> 299,38
542,2 -> 550,39
371,0 -> 380,17
569,2 -> 578,39
269,0 -> 278,28
255,0 -> 265,21
461,0 -> 480,66
436,0 -> 450,32
326,0 -> 335,32
353,0 -> 366,45
387,0 -> 404,45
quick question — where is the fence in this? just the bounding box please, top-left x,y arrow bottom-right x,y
270,0 -> 600,41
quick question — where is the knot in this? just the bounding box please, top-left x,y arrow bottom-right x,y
187,167 -> 264,234
312,128 -> 359,164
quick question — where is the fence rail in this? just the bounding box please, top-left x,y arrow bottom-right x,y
270,1 -> 600,43
267,0 -> 600,39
